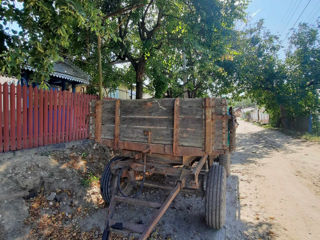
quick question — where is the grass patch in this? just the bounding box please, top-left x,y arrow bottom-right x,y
301,133 -> 320,142
81,172 -> 100,187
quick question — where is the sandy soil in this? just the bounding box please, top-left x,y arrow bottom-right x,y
229,120 -> 320,240
0,120 -> 319,240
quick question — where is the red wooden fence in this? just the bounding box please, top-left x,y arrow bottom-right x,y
0,83 -> 97,153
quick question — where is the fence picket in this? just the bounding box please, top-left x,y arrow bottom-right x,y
75,93 -> 79,140
53,90 -> 58,144
39,89 -> 44,146
48,89 -> 53,144
57,91 -> 61,143
23,85 -> 27,148
44,90 -> 48,145
16,85 -> 22,150
61,91 -> 66,142
3,83 -> 9,152
28,86 -> 33,148
69,92 -> 73,141
0,84 -> 95,153
10,84 -> 16,151
34,87 -> 39,147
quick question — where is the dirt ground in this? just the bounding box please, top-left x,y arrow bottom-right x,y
229,120 -> 320,240
0,120 -> 319,240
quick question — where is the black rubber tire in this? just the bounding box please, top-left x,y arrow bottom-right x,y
219,153 -> 230,177
100,156 -> 132,205
205,164 -> 227,229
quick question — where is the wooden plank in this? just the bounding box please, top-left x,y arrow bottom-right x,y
178,129 -> 203,147
10,84 -> 16,151
34,87 -> 39,147
57,91 -> 61,143
74,93 -> 79,140
118,126 -> 173,144
3,83 -> 9,152
44,90 -> 48,146
28,86 -> 33,148
61,91 -> 66,142
211,99 -> 216,151
0,84 -> 3,152
205,98 -> 212,154
39,89 -> 44,146
70,92 -> 74,141
23,85 -> 28,148
78,93 -> 82,139
95,100 -> 102,143
27,85 -> 33,148
120,116 -> 173,128
66,92 -> 70,142
114,99 -> 120,149
48,89 -> 53,145
173,98 -> 179,155
83,94 -> 87,138
179,98 -> 203,116
53,89 -> 58,144
119,99 -> 174,117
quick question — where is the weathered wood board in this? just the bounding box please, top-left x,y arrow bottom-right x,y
90,98 -> 228,154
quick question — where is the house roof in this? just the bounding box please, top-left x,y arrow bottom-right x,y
25,60 -> 90,85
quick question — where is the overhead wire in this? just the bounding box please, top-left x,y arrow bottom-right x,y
283,0 -> 313,41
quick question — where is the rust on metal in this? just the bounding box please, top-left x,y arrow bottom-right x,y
94,100 -> 102,143
114,196 -> 162,209
205,98 -> 212,154
140,180 -> 184,240
173,98 -> 180,156
114,99 -> 120,149
101,138 -> 224,157
192,155 -> 208,187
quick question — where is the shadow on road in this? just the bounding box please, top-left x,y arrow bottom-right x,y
226,175 -> 274,240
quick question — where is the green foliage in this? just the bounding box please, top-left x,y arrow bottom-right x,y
81,172 -> 99,187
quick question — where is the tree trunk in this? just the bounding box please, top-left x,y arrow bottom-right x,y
135,60 -> 146,99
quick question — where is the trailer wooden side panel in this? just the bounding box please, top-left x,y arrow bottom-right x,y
91,98 -> 228,154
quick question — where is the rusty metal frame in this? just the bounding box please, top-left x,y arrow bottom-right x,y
101,139 -> 225,157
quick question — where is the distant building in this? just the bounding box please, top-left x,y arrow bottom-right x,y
21,59 -> 90,92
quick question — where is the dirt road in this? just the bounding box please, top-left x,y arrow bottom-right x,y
1,120 -> 319,240
228,120 -> 320,240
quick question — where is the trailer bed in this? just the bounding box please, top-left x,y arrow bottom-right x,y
90,98 -> 229,156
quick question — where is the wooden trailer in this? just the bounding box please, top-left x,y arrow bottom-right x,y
89,98 -> 237,240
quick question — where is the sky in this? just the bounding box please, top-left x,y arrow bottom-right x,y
245,0 -> 320,56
